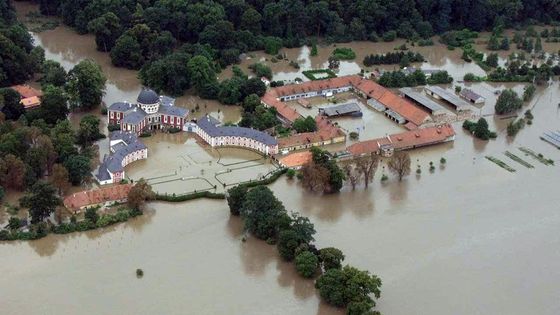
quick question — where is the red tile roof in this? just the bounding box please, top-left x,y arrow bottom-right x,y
278,116 -> 345,149
347,124 -> 455,156
63,184 -> 133,210
278,151 -> 312,168
262,75 -> 430,126
10,85 -> 42,98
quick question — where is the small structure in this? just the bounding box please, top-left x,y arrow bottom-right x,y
541,131 -> 560,148
319,102 -> 362,118
193,115 -> 279,155
278,116 -> 346,152
94,131 -> 147,185
108,89 -> 188,134
402,67 -> 441,77
297,98 -> 311,109
63,184 -> 133,213
10,85 -> 42,109
460,88 -> 486,104
366,98 -> 386,111
399,87 -> 448,116
424,86 -> 472,112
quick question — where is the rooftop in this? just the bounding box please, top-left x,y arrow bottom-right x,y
460,88 -> 485,101
399,87 -> 448,114
122,108 -> 147,125
425,86 -> 472,110
137,88 -> 159,105
108,101 -> 134,112
320,102 -> 361,117
10,85 -> 42,98
197,116 -> 278,146
63,184 -> 133,210
278,151 -> 312,168
158,103 -> 189,117
278,116 -> 345,149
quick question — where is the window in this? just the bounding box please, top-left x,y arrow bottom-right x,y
110,112 -> 114,119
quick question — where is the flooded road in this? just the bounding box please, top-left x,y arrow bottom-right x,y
3,2 -> 560,314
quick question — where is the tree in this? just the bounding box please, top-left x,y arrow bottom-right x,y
388,151 -> 411,181
51,163 -> 71,195
292,116 -> 317,133
39,85 -> 68,124
0,88 -> 24,120
342,162 -> 361,190
495,89 -> 523,114
485,53 -> 499,68
0,154 -> 26,190
20,180 -> 61,224
84,206 -> 99,223
248,63 -> 272,80
111,34 -> 143,69
187,55 -> 217,95
127,178 -> 154,210
319,247 -> 345,271
66,60 -> 106,110
0,185 -> 4,202
242,78 -> 266,97
356,153 -> 379,188
139,52 -> 191,96
535,35 -> 543,52
226,185 -> 248,216
487,35 -> 500,50
242,94 -> 261,113
41,60 -> 67,87
239,185 -> 286,240
87,12 -> 122,52
295,251 -> 319,278
63,155 -> 91,185
300,162 -> 330,192
310,42 -> 318,56
76,114 -> 103,147
500,37 -> 510,50
315,265 -> 382,310
277,229 -> 300,260
263,36 -> 282,55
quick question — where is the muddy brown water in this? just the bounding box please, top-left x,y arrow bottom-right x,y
3,2 -> 560,315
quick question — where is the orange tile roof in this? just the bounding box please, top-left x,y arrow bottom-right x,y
10,85 -> 42,98
261,93 -> 302,122
278,116 -> 345,149
63,184 -> 133,210
347,124 -> 455,156
21,96 -> 41,109
278,151 -> 312,168
262,75 -> 430,126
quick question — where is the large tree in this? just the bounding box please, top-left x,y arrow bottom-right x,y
66,59 -> 106,110
356,153 -> 379,188
187,55 -> 217,95
39,85 -> 68,125
127,178 -> 154,211
0,88 -> 24,120
76,114 -> 103,147
239,185 -> 287,240
226,185 -> 248,216
20,180 -> 61,224
387,151 -> 411,181
495,89 -> 523,114
87,12 -> 122,52
63,154 -> 91,185
51,163 -> 71,195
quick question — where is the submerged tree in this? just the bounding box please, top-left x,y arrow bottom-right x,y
20,180 -> 61,224
387,151 -> 411,181
127,178 -> 154,211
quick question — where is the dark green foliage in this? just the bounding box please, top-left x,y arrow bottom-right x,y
66,59 -> 106,110
427,71 -> 453,85
0,88 -> 24,120
495,89 -> 523,114
248,63 -> 272,80
319,247 -> 345,271
315,265 -> 382,309
240,186 -> 287,240
307,147 -> 345,193
76,114 -> 104,147
63,155 -> 91,185
295,251 -> 318,278
378,70 -> 426,88
292,116 -> 317,133
523,84 -> 536,102
463,118 -> 497,140
382,30 -> 396,42
485,53 -> 499,68
41,60 -> 67,87
139,52 -> 191,96
84,206 -> 99,223
363,51 -> 424,67
439,29 -> 478,47
226,185 -> 248,216
87,12 -> 121,52
332,47 -> 356,60
154,191 -> 226,202
38,85 -> 68,125
20,180 -> 61,223
507,119 -> 525,137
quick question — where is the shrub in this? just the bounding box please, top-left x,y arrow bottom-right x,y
168,127 -> 181,133
383,30 -> 397,42
295,251 -> 318,278
495,89 -> 523,114
332,48 -> 356,60
349,131 -> 359,140
108,124 -> 121,132
286,169 -> 296,179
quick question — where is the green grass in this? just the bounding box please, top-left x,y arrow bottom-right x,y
302,69 -> 337,81
485,156 -> 516,172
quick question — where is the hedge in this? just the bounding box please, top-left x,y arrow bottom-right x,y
155,191 -> 226,202
302,69 -> 337,81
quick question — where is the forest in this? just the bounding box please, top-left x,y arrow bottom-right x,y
5,0 -> 557,97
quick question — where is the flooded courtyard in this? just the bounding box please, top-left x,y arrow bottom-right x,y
3,3 -> 560,315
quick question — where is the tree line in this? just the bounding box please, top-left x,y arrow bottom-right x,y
363,51 -> 424,67
27,0 -> 560,97
227,184 -> 382,315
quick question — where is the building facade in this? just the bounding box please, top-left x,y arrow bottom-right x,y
108,89 -> 188,135
191,115 -> 279,155
94,131 -> 148,185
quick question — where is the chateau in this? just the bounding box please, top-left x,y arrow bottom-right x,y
107,89 -> 189,134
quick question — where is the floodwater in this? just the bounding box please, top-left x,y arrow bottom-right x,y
3,2 -> 560,315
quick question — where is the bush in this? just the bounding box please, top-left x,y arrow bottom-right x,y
523,84 -> 536,102
463,73 -> 483,82
248,63 -> 273,79
108,124 -> 121,132
168,127 -> 181,133
286,169 -> 296,179
507,119 -> 525,136
332,48 -> 356,60
383,30 -> 397,42
295,251 -> 318,278
155,191 -> 226,202
302,69 -> 337,81
495,89 -> 523,114
349,131 -> 359,140
427,71 -> 453,84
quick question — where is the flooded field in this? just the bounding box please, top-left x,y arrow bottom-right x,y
3,2 -> 560,315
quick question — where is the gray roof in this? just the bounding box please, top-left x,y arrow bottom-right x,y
108,101 -> 134,112
158,104 -> 188,117
399,87 -> 447,114
160,96 -> 175,107
95,133 -> 147,182
137,89 -> 159,104
425,86 -> 472,110
122,108 -> 147,125
320,102 -> 361,117
460,88 -> 485,101
197,115 -> 278,146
